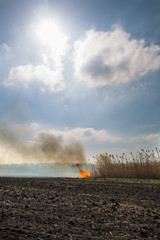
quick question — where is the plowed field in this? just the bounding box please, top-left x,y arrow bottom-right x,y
0,178 -> 160,239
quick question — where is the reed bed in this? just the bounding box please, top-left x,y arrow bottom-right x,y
91,148 -> 160,179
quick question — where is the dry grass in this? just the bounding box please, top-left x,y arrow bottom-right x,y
91,148 -> 160,179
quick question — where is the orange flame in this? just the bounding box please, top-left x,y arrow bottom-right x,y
80,169 -> 91,178
76,164 -> 91,178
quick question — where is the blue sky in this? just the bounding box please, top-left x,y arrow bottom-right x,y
0,0 -> 160,164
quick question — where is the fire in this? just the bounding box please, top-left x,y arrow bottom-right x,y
76,164 -> 91,178
80,170 -> 91,178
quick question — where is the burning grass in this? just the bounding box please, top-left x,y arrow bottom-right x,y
76,164 -> 91,178
91,148 -> 160,179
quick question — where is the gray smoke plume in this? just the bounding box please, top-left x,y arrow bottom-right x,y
0,121 -> 87,164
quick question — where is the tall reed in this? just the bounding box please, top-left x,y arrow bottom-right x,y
91,148 -> 160,179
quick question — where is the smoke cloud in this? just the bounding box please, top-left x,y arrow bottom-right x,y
0,122 -> 87,164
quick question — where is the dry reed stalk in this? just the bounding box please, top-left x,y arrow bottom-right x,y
91,148 -> 160,179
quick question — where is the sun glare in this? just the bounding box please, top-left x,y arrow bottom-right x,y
36,18 -> 68,56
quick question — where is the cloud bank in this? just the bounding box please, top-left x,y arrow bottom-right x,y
0,122 -> 159,164
74,25 -> 160,87
34,127 -> 160,158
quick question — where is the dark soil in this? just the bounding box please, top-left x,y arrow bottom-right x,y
0,177 -> 160,240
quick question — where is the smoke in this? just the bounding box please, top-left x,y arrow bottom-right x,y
0,121 -> 87,164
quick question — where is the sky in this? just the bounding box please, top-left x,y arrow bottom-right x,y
0,0 -> 160,164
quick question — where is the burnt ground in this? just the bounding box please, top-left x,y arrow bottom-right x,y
0,178 -> 160,240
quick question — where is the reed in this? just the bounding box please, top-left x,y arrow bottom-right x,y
91,148 -> 160,179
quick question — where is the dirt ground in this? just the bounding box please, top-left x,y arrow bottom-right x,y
0,177 -> 160,240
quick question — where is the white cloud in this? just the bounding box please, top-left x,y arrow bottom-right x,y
73,25 -> 160,87
4,64 -> 65,92
3,22 -> 69,92
36,127 -> 120,143
36,127 -> 160,147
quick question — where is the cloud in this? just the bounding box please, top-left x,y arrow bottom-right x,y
35,127 -> 122,158
4,64 -> 65,92
37,127 -> 120,144
0,43 -> 13,63
73,25 -> 160,87
35,127 -> 160,159
1,43 -> 12,53
3,22 -> 69,92
36,127 -> 160,148
0,122 -> 159,163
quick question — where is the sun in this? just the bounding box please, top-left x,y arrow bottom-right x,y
36,18 -> 68,56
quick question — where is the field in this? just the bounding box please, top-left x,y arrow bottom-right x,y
0,177 -> 160,240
